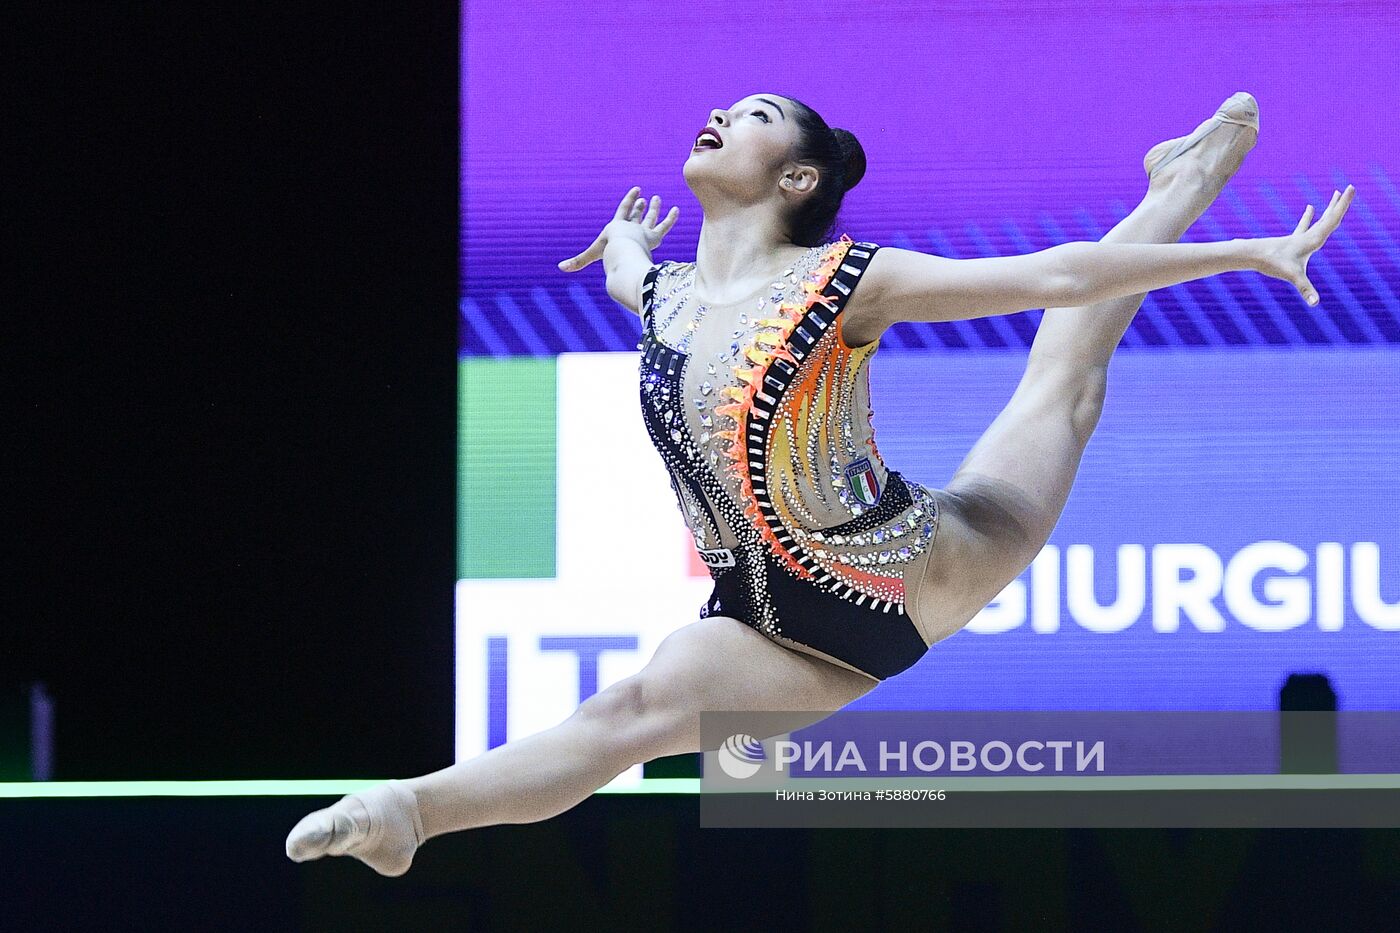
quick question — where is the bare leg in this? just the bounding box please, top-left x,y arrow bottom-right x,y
405,619 -> 873,832
1020,172 -> 1221,369
1020,101 -> 1259,369
913,114 -> 1257,639
286,616 -> 876,875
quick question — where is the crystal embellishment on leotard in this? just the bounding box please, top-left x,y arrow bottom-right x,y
707,237 -> 854,578
636,238 -> 943,661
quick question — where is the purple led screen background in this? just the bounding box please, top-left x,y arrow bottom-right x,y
459,2 -> 1400,711
461,0 -> 1400,354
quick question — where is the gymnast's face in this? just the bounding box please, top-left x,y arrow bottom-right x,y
683,93 -> 805,205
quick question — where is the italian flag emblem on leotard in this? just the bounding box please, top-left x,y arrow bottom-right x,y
844,456 -> 881,507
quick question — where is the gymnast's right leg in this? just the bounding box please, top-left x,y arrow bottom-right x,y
285,615 -> 876,876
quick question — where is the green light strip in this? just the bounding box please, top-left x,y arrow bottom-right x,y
0,779 -> 700,798
4,775 -> 1400,798
706,774 -> 1400,793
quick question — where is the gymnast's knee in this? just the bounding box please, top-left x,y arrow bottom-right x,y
1070,363 -> 1108,441
572,675 -> 694,760
574,676 -> 648,727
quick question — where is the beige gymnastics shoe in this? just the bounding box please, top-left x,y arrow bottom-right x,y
285,779 -> 425,877
1144,91 -> 1260,181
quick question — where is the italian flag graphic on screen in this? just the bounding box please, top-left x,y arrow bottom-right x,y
456,353 -> 718,774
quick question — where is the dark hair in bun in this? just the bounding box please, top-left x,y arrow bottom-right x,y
780,95 -> 867,247
832,128 -> 867,192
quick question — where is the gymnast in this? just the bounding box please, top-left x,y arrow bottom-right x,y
287,90 -> 1354,875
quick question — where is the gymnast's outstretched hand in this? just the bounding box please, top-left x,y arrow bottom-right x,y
558,186 -> 680,272
1250,184 -> 1355,306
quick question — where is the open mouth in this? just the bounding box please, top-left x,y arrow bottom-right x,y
693,129 -> 723,151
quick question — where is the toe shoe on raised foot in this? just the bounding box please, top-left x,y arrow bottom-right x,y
1144,91 -> 1260,180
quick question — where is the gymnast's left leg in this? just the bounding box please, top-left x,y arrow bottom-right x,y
911,96 -> 1259,638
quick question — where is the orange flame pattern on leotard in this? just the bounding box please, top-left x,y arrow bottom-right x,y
711,234 -> 864,580
766,305 -> 902,599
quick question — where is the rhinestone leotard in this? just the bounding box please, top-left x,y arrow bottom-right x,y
637,235 -> 938,681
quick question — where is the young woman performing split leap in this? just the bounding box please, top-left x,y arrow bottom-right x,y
287,91 -> 1354,876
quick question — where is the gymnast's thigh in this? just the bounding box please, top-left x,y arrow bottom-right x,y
907,485 -> 1034,647
635,615 -> 879,746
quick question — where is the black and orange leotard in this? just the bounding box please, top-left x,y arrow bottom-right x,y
637,235 -> 938,681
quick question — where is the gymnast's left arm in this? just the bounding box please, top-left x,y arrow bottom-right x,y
856,185 -> 1355,328
855,245 -> 1075,328
862,239 -> 1269,325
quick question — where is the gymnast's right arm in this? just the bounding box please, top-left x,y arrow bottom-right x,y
602,236 -> 653,317
558,185 -> 681,319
